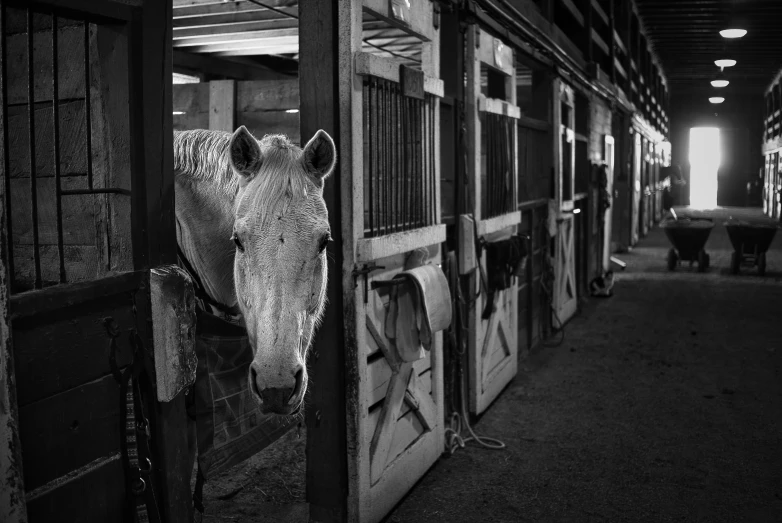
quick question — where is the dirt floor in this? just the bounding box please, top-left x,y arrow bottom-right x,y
198,206 -> 782,523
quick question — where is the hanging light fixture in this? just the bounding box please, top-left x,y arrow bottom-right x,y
714,59 -> 736,68
709,97 -> 725,104
720,8 -> 749,39
720,28 -> 747,39
711,69 -> 729,88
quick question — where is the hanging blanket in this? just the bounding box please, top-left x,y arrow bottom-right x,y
189,308 -> 294,479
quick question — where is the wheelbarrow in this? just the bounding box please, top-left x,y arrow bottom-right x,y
724,218 -> 779,276
660,215 -> 715,272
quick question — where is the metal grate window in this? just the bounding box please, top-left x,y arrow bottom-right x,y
481,112 -> 516,219
0,5 -> 132,294
362,76 -> 436,238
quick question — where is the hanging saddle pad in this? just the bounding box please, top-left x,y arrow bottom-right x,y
190,308 -> 294,479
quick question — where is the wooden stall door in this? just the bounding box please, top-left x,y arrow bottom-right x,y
602,136 -> 615,272
335,2 -> 446,522
0,2 -> 187,522
552,80 -> 577,324
776,153 -> 782,219
461,26 -> 520,415
631,132 -> 642,246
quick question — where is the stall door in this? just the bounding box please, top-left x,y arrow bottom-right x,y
552,80 -> 577,325
602,136 -> 615,272
461,26 -> 520,415
631,132 -> 642,245
776,153 -> 782,219
0,1 -> 189,522
338,2 -> 446,521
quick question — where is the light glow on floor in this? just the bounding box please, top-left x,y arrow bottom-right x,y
688,127 -> 720,209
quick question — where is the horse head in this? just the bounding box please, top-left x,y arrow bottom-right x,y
227,126 -> 336,416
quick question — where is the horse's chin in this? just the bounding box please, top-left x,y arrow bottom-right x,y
254,395 -> 304,418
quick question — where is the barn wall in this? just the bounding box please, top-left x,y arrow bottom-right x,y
669,93 -> 764,207
173,79 -> 301,145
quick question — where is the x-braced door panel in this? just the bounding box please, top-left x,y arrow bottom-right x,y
552,79 -> 577,325
461,26 -> 520,415
344,2 -> 446,522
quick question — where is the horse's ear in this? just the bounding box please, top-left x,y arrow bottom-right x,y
302,130 -> 336,181
228,126 -> 263,180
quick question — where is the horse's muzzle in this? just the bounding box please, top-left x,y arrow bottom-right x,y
249,365 -> 305,415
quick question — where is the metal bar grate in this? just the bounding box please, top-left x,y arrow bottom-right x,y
362,76 -> 436,238
482,112 -> 516,219
0,5 -> 131,294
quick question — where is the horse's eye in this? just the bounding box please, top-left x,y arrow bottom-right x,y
232,233 -> 244,252
318,234 -> 332,253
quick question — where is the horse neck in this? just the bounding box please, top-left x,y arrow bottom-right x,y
175,176 -> 237,308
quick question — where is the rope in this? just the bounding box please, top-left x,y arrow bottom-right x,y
443,222 -> 506,454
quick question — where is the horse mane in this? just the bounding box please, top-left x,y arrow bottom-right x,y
173,130 -> 311,206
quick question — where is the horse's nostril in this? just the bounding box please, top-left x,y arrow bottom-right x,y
288,368 -> 304,405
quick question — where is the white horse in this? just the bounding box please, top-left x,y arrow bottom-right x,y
173,126 -> 336,415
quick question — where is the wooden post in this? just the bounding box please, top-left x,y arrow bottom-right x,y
209,79 -> 236,132
300,0 -> 348,521
133,2 -> 192,522
0,158 -> 27,523
583,0 -> 593,66
609,0 -> 616,85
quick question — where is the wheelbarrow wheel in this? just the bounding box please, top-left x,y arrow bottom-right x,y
730,252 -> 740,274
697,250 -> 708,272
667,248 -> 677,271
758,252 -> 767,276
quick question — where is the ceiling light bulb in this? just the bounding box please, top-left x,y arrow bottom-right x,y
709,97 -> 725,104
714,59 -> 736,68
711,79 -> 729,88
719,29 -> 747,39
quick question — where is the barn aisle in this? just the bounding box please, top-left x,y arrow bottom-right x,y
386,207 -> 782,523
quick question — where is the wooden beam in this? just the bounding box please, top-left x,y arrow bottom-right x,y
0,130 -> 27,522
173,26 -> 297,47
562,0 -> 585,26
173,50 -> 293,80
209,80 -> 236,131
300,0 -> 348,521
173,18 -> 298,38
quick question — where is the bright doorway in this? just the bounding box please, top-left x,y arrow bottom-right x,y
688,127 -> 721,209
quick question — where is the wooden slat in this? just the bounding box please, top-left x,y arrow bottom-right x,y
208,79 -> 235,131
591,28 -> 610,55
12,293 -> 134,406
362,0 -> 434,42
25,457 -> 125,523
18,373 -> 123,491
355,224 -> 446,263
592,0 -> 609,25
354,52 -> 444,97
475,211 -> 521,237
562,0 -> 585,26
10,270 -> 145,320
478,96 -> 521,118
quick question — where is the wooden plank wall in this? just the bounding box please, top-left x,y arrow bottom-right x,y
6,21 -> 132,293
173,78 -> 301,144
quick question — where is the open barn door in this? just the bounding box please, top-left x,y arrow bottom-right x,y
0,1 -> 192,522
552,79 -> 577,325
459,26 -> 520,415
302,1 -> 447,522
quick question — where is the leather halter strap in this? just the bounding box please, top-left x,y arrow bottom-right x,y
177,245 -> 242,318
